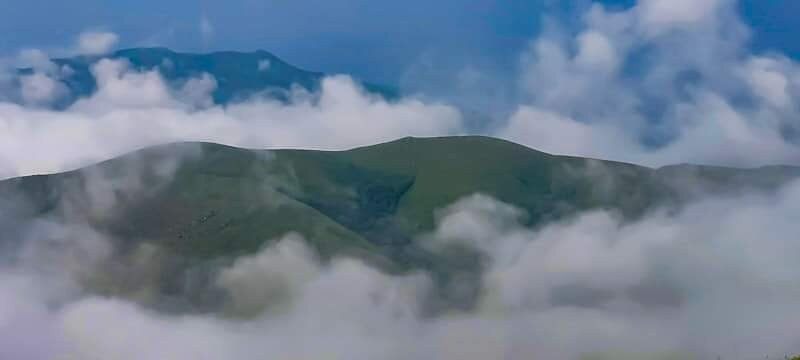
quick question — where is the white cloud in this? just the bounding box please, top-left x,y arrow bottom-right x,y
3,182 -> 800,359
216,233 -> 321,316
637,0 -> 725,30
0,59 -> 462,178
574,31 -> 617,71
175,73 -> 218,108
19,72 -> 67,105
5,0 -> 798,170
741,56 -> 792,108
497,106 -> 637,160
76,31 -> 119,55
429,186 -> 800,358
76,58 -> 177,110
15,49 -> 57,72
497,0 -> 800,167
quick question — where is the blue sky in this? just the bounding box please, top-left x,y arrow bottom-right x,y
1,0 -> 798,84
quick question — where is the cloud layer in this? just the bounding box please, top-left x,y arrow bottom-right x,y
2,180 -> 800,359
0,57 -> 462,179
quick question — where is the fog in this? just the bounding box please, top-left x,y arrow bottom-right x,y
1,163 -> 799,358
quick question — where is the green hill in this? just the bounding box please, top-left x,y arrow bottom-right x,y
1,136 -> 797,310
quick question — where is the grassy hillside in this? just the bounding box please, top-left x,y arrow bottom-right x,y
1,136 -> 797,309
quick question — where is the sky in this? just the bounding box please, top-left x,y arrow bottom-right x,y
1,0 -> 799,84
2,0 -> 800,175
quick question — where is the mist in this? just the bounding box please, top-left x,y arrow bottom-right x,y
2,168 -> 799,359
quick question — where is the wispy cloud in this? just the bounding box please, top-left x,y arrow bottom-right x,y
2,181 -> 800,359
200,16 -> 214,46
76,31 -> 119,55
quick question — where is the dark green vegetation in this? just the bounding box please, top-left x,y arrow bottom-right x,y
18,47 -> 396,107
1,136 -> 798,310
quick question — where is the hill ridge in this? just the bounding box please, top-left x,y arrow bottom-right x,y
2,135 -> 798,309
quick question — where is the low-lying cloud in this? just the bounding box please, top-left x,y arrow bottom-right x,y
2,178 -> 800,359
0,57 -> 462,179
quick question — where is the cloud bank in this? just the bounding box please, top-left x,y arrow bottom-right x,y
2,179 -> 800,359
0,57 -> 462,179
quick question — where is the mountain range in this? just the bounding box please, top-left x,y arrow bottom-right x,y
1,135 -> 797,311
17,47 -> 396,107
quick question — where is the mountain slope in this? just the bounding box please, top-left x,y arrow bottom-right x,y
18,47 -> 396,106
4,135 -> 799,258
1,136 -> 798,309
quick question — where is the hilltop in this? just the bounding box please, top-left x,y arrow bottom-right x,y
1,136 -> 797,309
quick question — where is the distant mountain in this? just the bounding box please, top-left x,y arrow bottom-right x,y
2,136 -> 797,310
17,47 -> 397,106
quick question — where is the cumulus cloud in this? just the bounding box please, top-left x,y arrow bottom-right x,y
574,30 -> 618,71
450,187 -> 800,359
15,49 -> 58,72
215,233 -> 322,316
76,31 -> 119,55
18,72 -> 68,105
2,49 -> 74,106
496,0 -> 800,167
